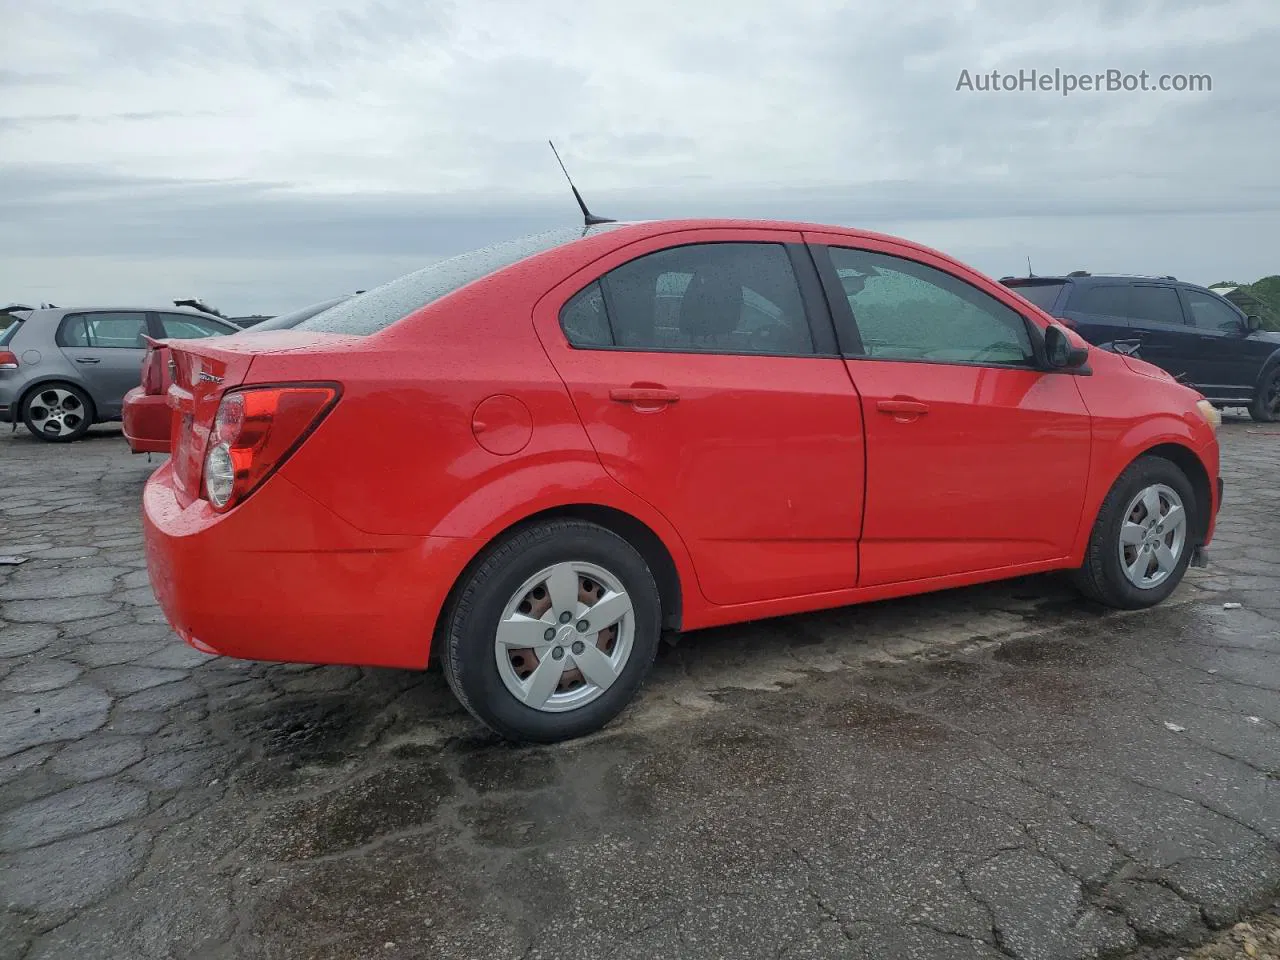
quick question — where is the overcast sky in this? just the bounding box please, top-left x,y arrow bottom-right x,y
2,0 -> 1278,314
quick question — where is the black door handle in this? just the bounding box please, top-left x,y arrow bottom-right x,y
75,357 -> 102,364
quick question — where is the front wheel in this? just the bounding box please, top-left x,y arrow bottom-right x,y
1071,456 -> 1199,609
22,383 -> 94,442
1249,367 -> 1280,422
440,520 -> 662,743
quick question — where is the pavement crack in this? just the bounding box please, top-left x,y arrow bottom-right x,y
793,847 -> 860,943
1046,760 -> 1277,849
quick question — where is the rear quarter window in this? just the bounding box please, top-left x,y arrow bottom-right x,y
0,318 -> 20,346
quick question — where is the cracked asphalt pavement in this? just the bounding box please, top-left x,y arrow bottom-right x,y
1,420 -> 1278,960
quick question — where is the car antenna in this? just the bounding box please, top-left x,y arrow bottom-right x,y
1026,256 -> 1035,278
548,140 -> 614,228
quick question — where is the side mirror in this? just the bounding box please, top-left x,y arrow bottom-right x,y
1245,315 -> 1262,332
1044,324 -> 1089,370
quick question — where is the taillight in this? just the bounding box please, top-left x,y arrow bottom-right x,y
0,350 -> 18,370
203,384 -> 338,511
140,349 -> 162,393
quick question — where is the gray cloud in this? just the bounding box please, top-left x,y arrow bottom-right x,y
1,0 -> 1277,313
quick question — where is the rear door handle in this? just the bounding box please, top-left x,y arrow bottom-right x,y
74,357 -> 101,364
610,387 -> 680,404
877,399 -> 929,416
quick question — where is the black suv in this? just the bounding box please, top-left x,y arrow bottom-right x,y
1001,273 -> 1280,422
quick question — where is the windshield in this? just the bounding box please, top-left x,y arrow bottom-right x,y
251,296 -> 352,333
1003,281 -> 1066,312
296,224 -> 624,336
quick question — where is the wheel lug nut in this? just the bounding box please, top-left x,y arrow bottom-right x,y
552,647 -> 565,660
572,641 -> 585,655
559,612 -> 571,624
576,620 -> 589,632
544,628 -> 555,641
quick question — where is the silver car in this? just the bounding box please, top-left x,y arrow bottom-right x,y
0,306 -> 239,442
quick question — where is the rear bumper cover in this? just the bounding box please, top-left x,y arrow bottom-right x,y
142,463 -> 482,669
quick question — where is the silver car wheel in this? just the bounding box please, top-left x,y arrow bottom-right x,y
27,388 -> 87,439
494,561 -> 635,713
1117,483 -> 1188,589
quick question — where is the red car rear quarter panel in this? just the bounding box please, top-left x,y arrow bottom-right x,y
261,277 -> 702,616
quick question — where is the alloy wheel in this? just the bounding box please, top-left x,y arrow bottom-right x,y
27,388 -> 87,439
1117,483 -> 1187,589
1265,372 -> 1280,419
493,561 -> 635,713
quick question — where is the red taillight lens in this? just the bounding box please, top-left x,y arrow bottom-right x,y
203,384 -> 338,511
0,350 -> 18,370
140,349 -> 162,393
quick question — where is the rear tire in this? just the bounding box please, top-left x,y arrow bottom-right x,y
440,519 -> 661,743
1249,366 -> 1280,422
1071,455 -> 1198,609
21,383 -> 94,443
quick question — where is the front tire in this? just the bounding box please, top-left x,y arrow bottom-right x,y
441,520 -> 662,743
21,383 -> 94,442
1249,366 -> 1280,423
1071,456 -> 1198,609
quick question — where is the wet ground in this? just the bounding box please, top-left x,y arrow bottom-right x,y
1,417 -> 1278,960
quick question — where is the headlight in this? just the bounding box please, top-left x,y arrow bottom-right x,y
1195,399 -> 1221,433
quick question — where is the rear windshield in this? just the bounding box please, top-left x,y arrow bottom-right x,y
297,225 -> 624,336
251,296 -> 351,332
1003,281 -> 1066,312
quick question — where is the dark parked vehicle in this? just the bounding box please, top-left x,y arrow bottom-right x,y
1001,273 -> 1280,421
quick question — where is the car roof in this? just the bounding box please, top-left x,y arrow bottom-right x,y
548,218 -> 994,281
20,305 -> 233,322
1002,274 -> 1181,283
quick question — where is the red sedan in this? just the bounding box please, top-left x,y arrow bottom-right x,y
142,219 -> 1222,742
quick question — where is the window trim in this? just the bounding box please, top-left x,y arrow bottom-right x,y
557,240 -> 839,359
55,310 -> 151,349
810,244 -> 1048,372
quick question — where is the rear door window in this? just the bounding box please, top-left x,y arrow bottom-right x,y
1130,286 -> 1186,325
1068,285 -> 1130,316
57,312 -> 149,348
561,242 -> 815,356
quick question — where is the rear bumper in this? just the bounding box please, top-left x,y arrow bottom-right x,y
142,463 -> 482,669
122,388 -> 171,454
